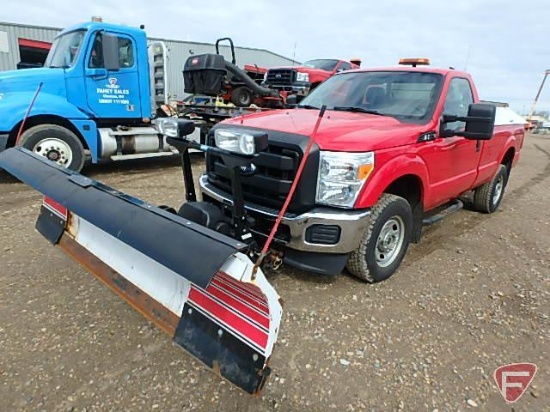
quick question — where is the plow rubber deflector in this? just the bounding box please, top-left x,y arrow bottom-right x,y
0,148 -> 283,394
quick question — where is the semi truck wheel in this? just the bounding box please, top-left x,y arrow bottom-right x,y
20,124 -> 85,172
346,194 -> 412,283
230,87 -> 253,107
472,165 -> 508,213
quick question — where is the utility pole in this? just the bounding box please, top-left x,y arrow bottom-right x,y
528,69 -> 550,122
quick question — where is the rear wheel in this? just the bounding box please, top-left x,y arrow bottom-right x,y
20,124 -> 85,172
346,194 -> 413,283
472,165 -> 508,213
230,87 -> 253,107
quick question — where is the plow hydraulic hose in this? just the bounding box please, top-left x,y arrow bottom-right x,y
253,105 -> 327,275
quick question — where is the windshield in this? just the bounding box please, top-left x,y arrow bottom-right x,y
44,30 -> 86,68
298,71 -> 444,121
302,59 -> 339,71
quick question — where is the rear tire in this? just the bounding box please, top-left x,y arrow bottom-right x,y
20,124 -> 85,172
472,165 -> 508,213
230,87 -> 253,107
346,194 -> 412,283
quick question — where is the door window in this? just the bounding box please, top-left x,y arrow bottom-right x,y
443,78 -> 474,131
88,33 -> 135,69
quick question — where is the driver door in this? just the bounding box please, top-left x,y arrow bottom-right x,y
420,78 -> 481,206
84,31 -> 142,119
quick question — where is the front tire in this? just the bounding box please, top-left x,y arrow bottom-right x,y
347,194 -> 413,283
20,124 -> 85,172
472,165 -> 508,213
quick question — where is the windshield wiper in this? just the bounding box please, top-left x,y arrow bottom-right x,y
332,106 -> 386,116
296,104 -> 320,110
49,65 -> 69,69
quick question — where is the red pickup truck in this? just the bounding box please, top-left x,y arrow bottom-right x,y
200,61 -> 525,282
263,58 -> 361,99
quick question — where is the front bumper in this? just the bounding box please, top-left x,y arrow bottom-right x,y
264,83 -> 310,95
200,175 -> 371,254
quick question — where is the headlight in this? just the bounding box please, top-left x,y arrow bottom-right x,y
316,151 -> 375,208
154,118 -> 195,138
155,118 -> 179,138
296,72 -> 309,82
214,129 -> 268,155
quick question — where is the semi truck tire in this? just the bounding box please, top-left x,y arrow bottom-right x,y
346,194 -> 412,283
472,165 -> 508,214
230,87 -> 253,107
20,124 -> 86,172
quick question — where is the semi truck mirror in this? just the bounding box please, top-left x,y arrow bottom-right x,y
102,34 -> 120,71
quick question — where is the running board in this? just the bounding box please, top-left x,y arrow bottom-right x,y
422,199 -> 464,226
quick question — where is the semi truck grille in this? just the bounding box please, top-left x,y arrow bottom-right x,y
266,69 -> 296,86
206,132 -> 319,214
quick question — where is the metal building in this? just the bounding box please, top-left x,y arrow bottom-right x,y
0,21 -> 297,100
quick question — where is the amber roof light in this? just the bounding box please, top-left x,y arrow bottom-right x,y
398,58 -> 430,67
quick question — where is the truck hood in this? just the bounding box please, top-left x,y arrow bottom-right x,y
0,68 -> 65,94
224,109 -> 429,151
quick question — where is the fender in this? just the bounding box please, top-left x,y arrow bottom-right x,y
0,91 -> 91,133
0,91 -> 100,162
475,130 -> 519,188
354,153 -> 429,209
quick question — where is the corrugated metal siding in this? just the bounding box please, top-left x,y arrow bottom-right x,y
0,22 -> 297,101
0,23 -> 59,71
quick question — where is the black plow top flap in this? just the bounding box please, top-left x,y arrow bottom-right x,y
0,148 -> 246,289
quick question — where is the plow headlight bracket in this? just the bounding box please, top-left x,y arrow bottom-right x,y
214,129 -> 268,156
155,118 -> 196,138
316,151 -> 375,208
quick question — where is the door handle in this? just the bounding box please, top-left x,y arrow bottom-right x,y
86,68 -> 108,78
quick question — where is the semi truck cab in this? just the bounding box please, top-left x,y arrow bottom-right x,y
0,20 -> 184,172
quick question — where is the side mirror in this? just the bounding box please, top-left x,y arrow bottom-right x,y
442,103 -> 496,140
102,34 -> 120,71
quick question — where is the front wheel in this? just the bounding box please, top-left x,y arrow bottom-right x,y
20,124 -> 85,172
346,194 -> 413,283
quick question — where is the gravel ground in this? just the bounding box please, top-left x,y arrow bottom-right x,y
0,134 -> 549,412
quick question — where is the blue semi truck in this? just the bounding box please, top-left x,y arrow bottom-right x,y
0,19 -> 203,172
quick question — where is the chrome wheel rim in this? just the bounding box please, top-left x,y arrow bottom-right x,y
493,175 -> 504,205
32,138 -> 72,167
376,216 -> 405,267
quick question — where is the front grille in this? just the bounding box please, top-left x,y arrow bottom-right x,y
266,69 -> 296,86
206,129 -> 319,214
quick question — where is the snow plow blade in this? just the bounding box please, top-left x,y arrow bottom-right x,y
0,147 -> 283,395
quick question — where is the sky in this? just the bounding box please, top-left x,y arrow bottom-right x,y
3,0 -> 550,114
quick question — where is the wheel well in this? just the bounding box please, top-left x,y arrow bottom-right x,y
384,175 -> 423,207
8,115 -> 88,149
501,147 -> 515,175
384,175 -> 423,243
